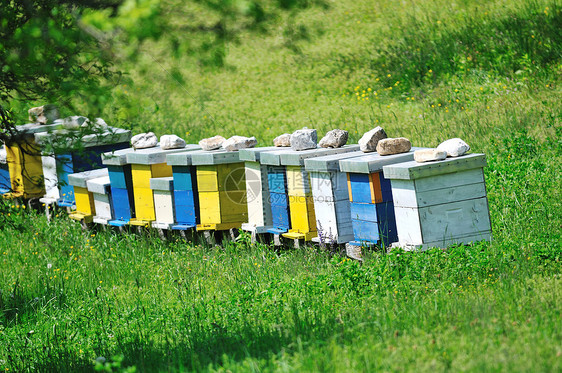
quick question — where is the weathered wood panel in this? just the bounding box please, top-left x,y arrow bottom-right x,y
382,154 -> 487,180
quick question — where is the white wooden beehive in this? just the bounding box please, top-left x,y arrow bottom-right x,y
150,176 -> 175,229
382,153 -> 492,250
86,175 -> 113,225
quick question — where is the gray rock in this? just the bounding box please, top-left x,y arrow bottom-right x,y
222,136 -> 257,152
290,128 -> 317,151
28,105 -> 59,124
160,134 -> 186,150
273,133 -> 291,147
61,116 -> 88,129
414,148 -> 447,163
376,137 -> 412,156
199,135 -> 225,151
319,129 -> 348,148
436,138 -> 470,157
131,132 -> 158,149
359,126 -> 387,152
345,243 -> 363,262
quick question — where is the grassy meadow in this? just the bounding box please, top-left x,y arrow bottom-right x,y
2,0 -> 562,371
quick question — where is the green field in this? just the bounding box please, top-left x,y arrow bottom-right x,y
1,0 -> 561,371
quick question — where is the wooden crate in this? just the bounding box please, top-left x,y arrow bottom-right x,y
260,145 -> 360,241
67,168 -> 108,223
86,175 -> 113,225
126,145 -> 197,227
191,150 -> 248,231
304,150 -> 366,244
150,177 -> 175,229
339,149 -> 422,247
239,146 -> 293,234
102,147 -> 138,227
34,127 -> 131,207
382,153 -> 492,250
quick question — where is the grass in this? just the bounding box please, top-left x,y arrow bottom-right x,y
2,0 -> 562,371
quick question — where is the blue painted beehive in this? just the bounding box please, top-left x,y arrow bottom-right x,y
0,146 -> 10,194
339,149 -> 421,247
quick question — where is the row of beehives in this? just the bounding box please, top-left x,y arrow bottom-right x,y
0,121 -> 492,251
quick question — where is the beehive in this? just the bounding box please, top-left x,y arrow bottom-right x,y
238,146 -> 293,235
304,150 -> 367,244
101,147 -> 138,227
67,168 -> 108,223
0,146 -> 10,194
4,122 -> 63,199
126,145 -> 198,227
339,149 -> 421,247
150,177 -> 175,229
191,150 -> 248,231
382,153 -> 491,250
260,145 -> 359,241
34,127 -> 131,207
86,175 -> 113,225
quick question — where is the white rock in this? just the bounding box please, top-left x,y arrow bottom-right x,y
376,137 -> 412,155
319,129 -> 348,148
28,105 -> 59,125
199,135 -> 225,151
273,133 -> 291,147
436,138 -> 470,157
160,135 -> 186,150
359,126 -> 387,152
414,148 -> 447,163
290,128 -> 317,151
222,136 -> 257,152
131,132 -> 158,149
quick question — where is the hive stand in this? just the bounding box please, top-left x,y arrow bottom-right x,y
34,127 -> 131,209
150,177 -> 175,232
261,145 -> 360,246
339,148 -> 423,249
101,148 -> 138,227
68,168 -> 108,225
165,148 -> 210,233
190,150 -> 248,238
382,153 -> 492,250
238,146 -> 293,242
304,150 -> 368,245
126,145 -> 199,228
0,146 -> 10,195
86,175 -> 114,226
4,122 -> 63,199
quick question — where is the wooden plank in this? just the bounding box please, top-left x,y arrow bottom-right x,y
14,122 -> 62,135
35,127 -> 131,148
348,173 -> 371,203
286,166 -> 311,196
154,191 -> 175,224
74,187 -> 95,216
198,191 -> 221,224
419,197 -> 491,243
166,149 -> 207,166
102,147 -> 137,166
239,146 -> 291,162
6,142 -> 45,198
132,187 -> 156,221
150,163 -> 173,178
339,148 -> 423,174
93,193 -> 113,220
245,161 -> 271,227
68,168 -> 108,188
110,187 -> 133,221
191,149 -> 242,165
172,166 -> 195,191
394,181 -> 487,208
394,205 -> 423,245
41,155 -> 59,199
150,176 -> 174,191
304,150 -> 366,172
86,175 -> 111,195
279,145 -> 360,166
196,165 -> 219,192
382,153 -> 487,180
414,230 -> 492,250
217,163 -> 246,191
414,168 -> 484,192
126,145 -> 199,165
131,164 -> 152,188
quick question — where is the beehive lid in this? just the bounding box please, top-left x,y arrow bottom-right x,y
261,145 -> 360,166
239,146 -> 293,162
190,149 -> 243,165
86,175 -> 111,194
102,147 -> 137,166
150,176 -> 174,191
68,168 -> 109,188
339,148 -> 424,174
14,122 -> 63,135
34,127 -> 131,149
166,149 -> 210,166
304,150 -> 367,172
382,153 -> 487,180
126,144 -> 200,165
